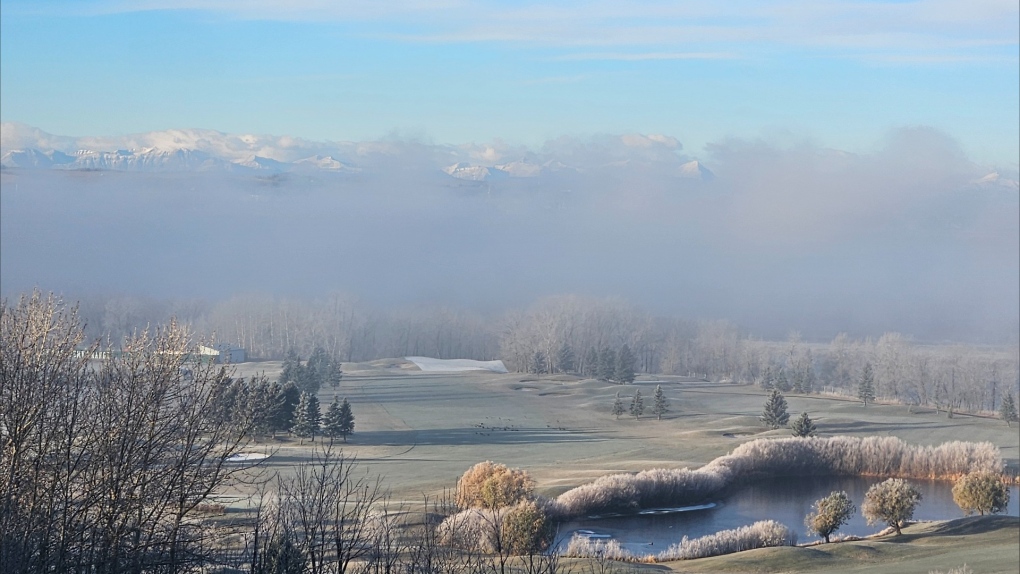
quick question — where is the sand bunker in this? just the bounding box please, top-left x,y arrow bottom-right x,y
405,356 -> 508,373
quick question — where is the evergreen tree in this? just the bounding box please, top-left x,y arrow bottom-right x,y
258,533 -> 306,574
760,389 -> 790,429
775,369 -> 791,392
306,346 -> 331,387
611,392 -> 625,419
273,382 -> 301,435
651,384 -> 669,420
759,366 -> 775,391
279,349 -> 302,386
337,397 -> 355,442
1000,392 -> 1018,428
322,396 -> 344,444
858,363 -> 876,406
327,360 -> 343,390
614,345 -> 637,384
791,412 -> 816,437
597,346 -> 615,381
556,342 -> 575,374
292,391 -> 319,443
531,350 -> 547,375
629,389 -> 644,419
584,347 -> 598,378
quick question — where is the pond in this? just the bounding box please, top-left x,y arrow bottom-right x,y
558,476 -> 1020,554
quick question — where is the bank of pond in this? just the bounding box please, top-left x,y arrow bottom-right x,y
559,475 -> 1019,555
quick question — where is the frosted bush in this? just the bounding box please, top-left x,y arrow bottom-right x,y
657,520 -> 797,561
562,534 -> 635,561
555,436 -> 1001,518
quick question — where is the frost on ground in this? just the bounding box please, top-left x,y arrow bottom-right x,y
405,356 -> 508,373
225,453 -> 270,462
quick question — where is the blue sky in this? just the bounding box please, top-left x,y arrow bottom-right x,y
1,1 -> 1017,165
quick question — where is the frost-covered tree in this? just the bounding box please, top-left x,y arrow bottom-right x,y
292,391 -> 321,442
805,491 -> 856,543
760,389 -> 790,429
583,347 -> 598,378
531,350 -> 547,375
557,342 -> 575,374
651,384 -> 669,420
863,478 -> 922,535
629,389 -> 644,419
615,345 -> 637,384
791,412 -> 816,437
611,392 -> 625,419
858,363 -> 876,406
322,395 -> 347,444
952,471 -> 1010,516
597,347 -> 615,381
1000,392 -> 1018,428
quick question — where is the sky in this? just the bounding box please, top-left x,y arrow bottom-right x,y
1,0 -> 1018,166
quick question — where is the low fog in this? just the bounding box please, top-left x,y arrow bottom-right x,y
1,127 -> 1017,343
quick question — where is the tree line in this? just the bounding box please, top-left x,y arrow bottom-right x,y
46,292 -> 1020,417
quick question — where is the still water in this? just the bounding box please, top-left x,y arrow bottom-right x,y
559,476 -> 1019,553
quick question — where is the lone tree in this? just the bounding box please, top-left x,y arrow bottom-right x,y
862,478 -> 922,535
336,397 -> 355,442
615,345 -> 637,384
597,346 -> 615,381
651,385 -> 670,420
611,392 -> 625,419
791,412 -> 816,437
630,389 -> 644,419
1000,392 -> 1018,428
760,389 -> 790,429
952,471 -> 1011,516
858,363 -> 876,406
805,491 -> 856,543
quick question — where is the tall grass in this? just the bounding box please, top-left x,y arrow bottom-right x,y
553,437 -> 1001,517
563,520 -> 797,562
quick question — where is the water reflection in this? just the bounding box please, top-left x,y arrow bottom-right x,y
559,476 -> 1019,553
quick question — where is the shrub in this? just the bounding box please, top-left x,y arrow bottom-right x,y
456,461 -> 535,510
501,500 -> 554,555
952,471 -> 1011,516
563,521 -> 797,563
862,478 -> 922,535
805,491 -> 855,543
657,520 -> 797,561
552,436 -> 1000,518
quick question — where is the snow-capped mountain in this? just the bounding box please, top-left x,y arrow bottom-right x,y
679,160 -> 715,181
1,148 -> 76,168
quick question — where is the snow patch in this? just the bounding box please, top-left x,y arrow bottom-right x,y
405,356 -> 508,373
226,453 -> 270,462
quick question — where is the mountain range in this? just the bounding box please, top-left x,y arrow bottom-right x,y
0,122 -> 715,181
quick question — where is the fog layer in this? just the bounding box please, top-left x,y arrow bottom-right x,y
1,128 -> 1016,342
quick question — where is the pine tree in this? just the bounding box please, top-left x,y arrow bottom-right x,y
327,360 -> 343,390
629,389 -> 644,419
759,366 -> 775,391
531,350 -> 547,375
322,396 -> 344,444
858,363 -> 876,406
273,382 -> 301,435
760,389 -> 790,429
611,392 -> 625,419
651,384 -> 669,420
775,369 -> 791,392
614,345 -> 637,384
1000,392 -> 1018,428
556,342 -> 575,374
337,397 -> 355,441
597,347 -> 615,381
292,391 -> 320,442
306,394 -> 321,441
791,411 -> 816,437
584,347 -> 598,378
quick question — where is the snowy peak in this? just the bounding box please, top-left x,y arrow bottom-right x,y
1,148 -> 75,168
293,155 -> 361,173
679,160 -> 714,181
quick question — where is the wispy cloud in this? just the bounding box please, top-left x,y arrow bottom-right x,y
552,52 -> 739,61
11,0 -> 1018,64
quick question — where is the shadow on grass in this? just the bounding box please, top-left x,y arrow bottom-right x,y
819,420 -> 957,434
881,515 -> 1019,543
355,426 -> 606,447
